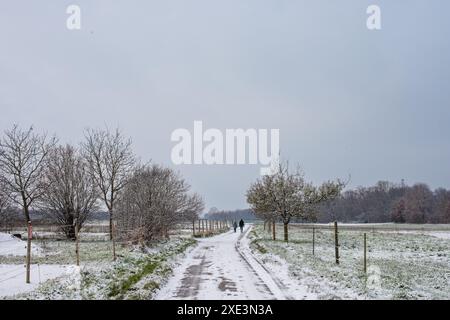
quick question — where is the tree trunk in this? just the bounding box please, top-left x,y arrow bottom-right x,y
284,222 -> 289,242
21,192 -> 30,223
109,209 -> 113,240
66,225 -> 76,240
65,214 -> 76,240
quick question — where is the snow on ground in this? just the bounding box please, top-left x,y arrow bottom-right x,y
248,224 -> 450,300
156,225 -> 289,300
429,232 -> 450,240
3,237 -> 196,300
0,264 -> 78,298
0,233 -> 42,257
239,228 -> 316,300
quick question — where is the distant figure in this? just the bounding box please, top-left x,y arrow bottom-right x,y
233,221 -> 238,233
239,219 -> 245,233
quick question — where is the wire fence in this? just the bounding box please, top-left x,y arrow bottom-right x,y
260,222 -> 450,277
0,219 -> 232,285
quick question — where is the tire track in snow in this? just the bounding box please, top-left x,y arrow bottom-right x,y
235,226 -> 292,300
156,225 -> 291,300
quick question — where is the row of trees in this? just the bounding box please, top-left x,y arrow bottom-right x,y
0,125 -> 204,240
246,162 -> 345,242
204,208 -> 255,222
319,181 -> 450,224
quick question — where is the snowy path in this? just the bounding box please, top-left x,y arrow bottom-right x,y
156,225 -> 290,300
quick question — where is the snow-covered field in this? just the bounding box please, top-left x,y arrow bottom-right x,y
0,230 -> 196,299
0,233 -> 42,256
248,224 -> 450,300
0,264 -> 77,297
2,223 -> 449,300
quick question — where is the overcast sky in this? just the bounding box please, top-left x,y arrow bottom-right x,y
1,1 -> 450,210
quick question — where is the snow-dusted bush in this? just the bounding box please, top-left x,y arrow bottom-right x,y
116,164 -> 203,243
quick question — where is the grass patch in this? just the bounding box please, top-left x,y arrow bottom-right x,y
108,260 -> 161,298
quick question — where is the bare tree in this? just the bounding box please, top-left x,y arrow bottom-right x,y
182,193 -> 205,236
82,128 -> 135,239
247,162 -> 344,242
40,145 -> 99,239
116,164 -> 204,243
403,183 -> 433,223
0,125 -> 56,224
0,180 -> 9,214
0,180 -> 11,229
0,125 -> 56,283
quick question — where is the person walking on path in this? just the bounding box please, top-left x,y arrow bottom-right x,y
239,219 -> 245,233
233,221 -> 238,233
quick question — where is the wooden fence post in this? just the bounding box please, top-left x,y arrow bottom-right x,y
75,219 -> 80,266
364,233 -> 367,274
112,220 -> 117,261
26,221 -> 32,284
272,221 -> 276,240
334,221 -> 339,264
312,227 -> 315,256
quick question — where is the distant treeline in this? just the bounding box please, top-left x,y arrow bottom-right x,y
205,181 -> 450,224
318,181 -> 450,224
204,209 -> 256,222
0,209 -> 110,228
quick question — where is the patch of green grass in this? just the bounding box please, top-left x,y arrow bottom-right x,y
108,259 -> 161,298
10,237 -> 197,300
252,240 -> 267,254
106,238 -> 197,299
143,280 -> 160,291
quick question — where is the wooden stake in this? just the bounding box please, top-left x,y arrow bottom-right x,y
312,227 -> 315,256
75,219 -> 80,266
364,233 -> 367,274
112,220 -> 117,261
272,221 -> 276,240
334,221 -> 339,264
26,221 -> 31,284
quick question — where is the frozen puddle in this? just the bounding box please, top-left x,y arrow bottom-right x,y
0,264 -> 77,298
